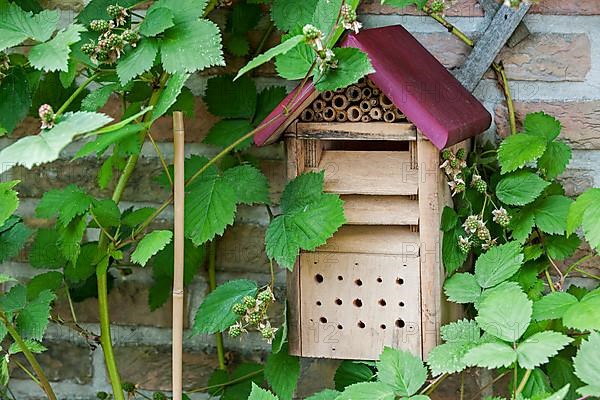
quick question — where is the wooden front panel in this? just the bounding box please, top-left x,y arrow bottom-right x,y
341,195 -> 419,225
316,225 -> 420,256
298,252 -> 422,360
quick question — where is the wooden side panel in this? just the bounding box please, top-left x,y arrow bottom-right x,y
341,195 -> 419,225
308,150 -> 418,195
299,252 -> 422,360
317,225 -> 420,256
295,122 -> 416,141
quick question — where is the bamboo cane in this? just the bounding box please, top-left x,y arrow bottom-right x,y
346,85 -> 362,102
332,94 -> 349,110
312,99 -> 326,112
336,110 -> 348,122
383,110 -> 396,123
361,87 -> 372,99
321,90 -> 334,102
369,107 -> 382,120
300,108 -> 315,122
323,107 -> 336,122
359,100 -> 371,112
172,111 -> 185,400
379,93 -> 394,109
347,106 -> 363,122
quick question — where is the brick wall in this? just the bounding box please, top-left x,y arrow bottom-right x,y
1,0 -> 599,398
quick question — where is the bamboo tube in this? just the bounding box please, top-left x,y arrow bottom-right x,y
346,85 -> 362,102
370,98 -> 378,106
367,78 -> 377,89
172,112 -> 185,400
321,90 -> 334,102
323,107 -> 336,122
372,88 -> 380,96
347,106 -> 363,122
394,108 -> 406,120
383,110 -> 396,123
336,110 -> 348,122
315,112 -> 324,122
379,93 -> 394,109
300,108 -> 315,122
332,94 -> 349,110
361,87 -> 372,99
359,100 -> 371,112
369,107 -> 382,120
361,115 -> 371,122
312,99 -> 326,113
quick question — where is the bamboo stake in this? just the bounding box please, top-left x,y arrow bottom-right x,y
172,111 -> 185,400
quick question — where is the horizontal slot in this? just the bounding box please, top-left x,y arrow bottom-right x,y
323,140 -> 409,152
342,195 -> 419,225
316,225 -> 420,256
294,122 -> 416,141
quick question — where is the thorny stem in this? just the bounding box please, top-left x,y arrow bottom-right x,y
188,368 -> 265,393
254,22 -> 275,57
208,241 -> 226,370
55,73 -> 100,118
422,6 -> 475,47
0,313 -> 57,400
493,63 -> 517,135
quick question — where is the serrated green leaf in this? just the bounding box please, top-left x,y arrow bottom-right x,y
131,230 -> 173,266
160,19 -> 224,74
305,389 -> 340,400
427,342 -> 474,376
81,83 -> 118,112
205,75 -> 257,119
226,33 -> 250,57
0,221 -> 32,263
265,345 -> 300,400
548,356 -> 581,400
312,0 -> 343,35
223,363 -> 264,400
498,133 -> 547,174
64,242 -> 99,283
463,342 -> 517,369
27,271 -> 62,300
116,39 -> 158,85
532,292 -> 578,321
544,234 -> 580,261
271,0 -> 319,31
8,339 -> 46,355
377,347 -> 427,397
29,228 -> 66,269
36,184 -> 92,226
0,284 -> 27,312
0,180 -> 19,227
139,6 -> 174,36
534,195 -> 572,235
76,0 -> 139,24
151,0 -> 209,24
275,40 -> 314,80
567,188 -> 600,236
315,48 -> 375,92
442,226 -> 468,274
192,279 -> 257,334
16,289 -> 56,340
152,72 -> 189,121
573,332 -> 600,396
475,241 -> 523,288
441,319 -> 481,343
334,361 -> 374,391
440,207 -> 458,232
510,206 -> 536,243
28,24 -> 85,72
248,383 -> 278,400
582,201 -> 600,251
0,3 -> 59,50
476,282 -> 532,342
280,171 -> 325,213
0,67 -> 31,134
57,215 -> 87,263
538,141 -> 571,180
75,124 -> 143,158
562,288 -> 600,331
204,119 -> 255,151
544,385 -> 571,400
235,35 -> 305,80
0,111 -> 112,168
336,382 -> 395,400
223,164 -> 270,205
443,273 -> 481,304
496,171 -> 550,206
516,331 -> 572,370
524,112 -> 562,142
382,0 -> 427,8
254,86 -> 287,124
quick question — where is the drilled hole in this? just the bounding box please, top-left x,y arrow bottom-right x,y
376,277 -> 383,283
315,274 -> 324,283
402,264 -> 407,267
355,279 -> 363,286
337,324 -> 343,330
396,277 -> 404,285
379,299 -> 387,306
399,301 -> 405,307
353,299 -> 363,308
380,324 -> 386,330
335,298 -> 343,305
396,319 -> 405,328
337,275 -> 343,281
358,321 -> 365,328
320,317 -> 328,323
316,301 -> 322,306
354,262 -> 359,266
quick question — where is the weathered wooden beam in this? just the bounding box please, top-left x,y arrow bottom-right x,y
479,0 -> 531,48
454,2 -> 531,92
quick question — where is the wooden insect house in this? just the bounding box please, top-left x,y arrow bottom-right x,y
255,25 -> 492,360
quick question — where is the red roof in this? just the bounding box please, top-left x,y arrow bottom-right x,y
254,25 -> 492,149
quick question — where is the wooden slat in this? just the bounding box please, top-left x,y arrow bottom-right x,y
309,150 -> 419,195
294,122 -> 416,141
341,195 -> 419,225
317,225 -> 420,256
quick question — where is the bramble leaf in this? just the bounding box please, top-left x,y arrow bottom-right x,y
204,119 -> 255,151
223,165 -> 270,205
36,184 -> 92,226
573,331 -> 600,396
496,171 -> 550,206
532,292 -> 578,321
205,75 -> 257,119
562,288 -> 600,331
377,347 -> 427,397
336,382 -> 395,400
463,342 -> 517,369
116,39 -> 159,85
0,180 -> 19,227
0,220 -> 32,263
271,0 -> 319,31
498,133 -> 547,174
475,241 -> 523,288
524,112 -> 562,142
567,188 -> 600,236
131,230 -> 173,267
16,289 -> 56,340
275,39 -> 314,80
81,83 -> 118,112
152,72 -> 190,121
139,6 -> 174,36
0,67 -> 31,135
314,48 -> 375,92
334,361 -> 374,391
248,383 -> 278,400
265,345 -> 300,400
0,3 -> 59,50
235,35 -> 305,80
443,273 -> 481,304
29,228 -> 66,269
516,331 -> 572,370
534,195 -> 572,235
538,141 -> 571,180
28,24 -> 85,72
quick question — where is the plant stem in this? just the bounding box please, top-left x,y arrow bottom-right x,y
573,267 -> 600,281
55,73 -> 100,118
545,269 -> 556,292
422,6 -> 475,47
515,369 -> 532,396
1,313 -> 57,400
148,131 -> 173,188
492,63 -> 517,135
469,371 -> 509,400
208,241 -> 226,370
188,368 -> 265,393
420,373 -> 448,395
14,359 -> 40,386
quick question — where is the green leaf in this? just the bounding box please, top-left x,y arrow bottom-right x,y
582,200 -> 600,251
510,206 -> 536,243
442,226 -> 468,274
475,241 -> 523,288
305,390 -> 341,400
205,75 -> 257,119
534,196 -> 572,235
275,40 -> 314,80
476,282 -> 532,342
548,356 -> 581,400
280,171 -> 326,213
0,67 -> 31,134
57,215 -> 87,263
60,57 -> 77,88
223,165 -> 270,205
312,0 -> 343,35
0,111 -> 112,168
16,289 -> 56,340
524,112 -> 562,142
204,119 -> 255,151
152,72 -> 189,121
91,198 -> 120,228
64,243 -> 99,283
235,35 -> 305,80
8,339 -> 46,355
567,188 -> 600,236
315,48 -> 375,92
27,271 -> 62,300
377,347 -> 427,397
254,86 -> 287,124
0,357 -> 7,387
516,331 -> 572,370
265,345 -> 300,400
0,3 -> 59,50
160,19 -> 224,73
498,133 -> 547,174
532,292 -> 578,321
151,0 -> 209,24
81,83 -> 118,112
131,230 -> 173,266
192,279 -> 257,334
496,171 -> 550,206
336,382 -> 395,400
463,342 -> 517,369
440,319 -> 481,344
544,234 -> 580,261
538,141 -> 571,180
573,331 -> 600,396
139,6 -> 174,36
248,383 -> 278,400
0,285 -> 27,312
28,24 -> 85,72
0,221 -> 32,263
544,385 -> 571,400
116,39 -> 159,85
381,0 -> 427,8
562,289 -> 600,331
223,363 -> 264,400
443,273 -> 481,304
440,207 -> 459,232
427,341 -> 477,376
76,0 -> 140,24
75,124 -> 143,158
29,228 -> 66,268
36,184 -> 92,226
226,34 -> 250,57
0,180 -> 19,227
271,0 -> 319,31
230,2 -> 262,33
334,361 -> 374,391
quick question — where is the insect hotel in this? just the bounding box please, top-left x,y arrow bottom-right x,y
256,25 -> 492,360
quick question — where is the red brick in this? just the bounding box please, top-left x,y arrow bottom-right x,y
359,0 -> 484,16
531,0 -> 600,15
